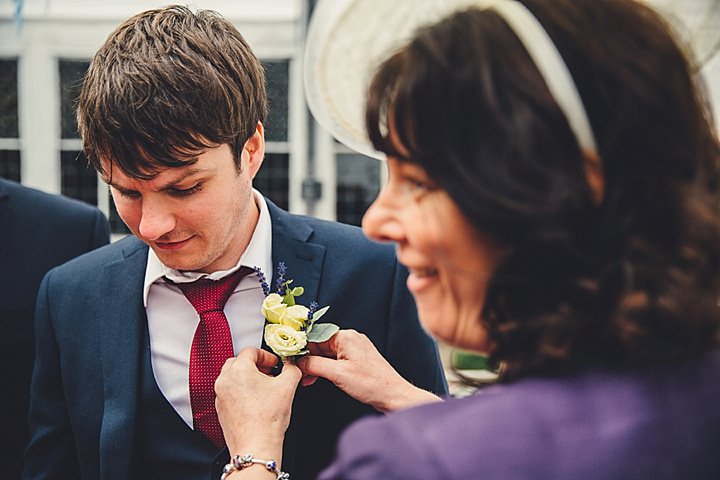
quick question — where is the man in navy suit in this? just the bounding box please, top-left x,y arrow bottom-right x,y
23,6 -> 445,480
0,177 -> 109,480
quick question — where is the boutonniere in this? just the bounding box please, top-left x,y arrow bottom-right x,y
254,262 -> 338,358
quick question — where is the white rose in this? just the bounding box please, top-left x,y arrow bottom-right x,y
280,304 -> 310,330
264,324 -> 307,357
261,293 -> 286,324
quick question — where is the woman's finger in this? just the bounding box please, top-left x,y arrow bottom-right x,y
237,347 -> 279,371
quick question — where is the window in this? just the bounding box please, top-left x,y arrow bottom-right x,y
58,60 -> 98,204
255,152 -> 289,210
59,59 -> 130,234
0,58 -> 20,182
336,151 -> 380,226
263,60 -> 289,143
260,59 -> 291,209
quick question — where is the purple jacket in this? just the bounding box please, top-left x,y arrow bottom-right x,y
320,350 -> 720,479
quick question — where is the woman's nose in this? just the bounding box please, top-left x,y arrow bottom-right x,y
362,186 -> 404,244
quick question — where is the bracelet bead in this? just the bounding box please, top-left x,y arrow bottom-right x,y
219,454 -> 290,480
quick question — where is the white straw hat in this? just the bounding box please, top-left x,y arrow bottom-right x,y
304,0 -> 492,160
303,0 -> 600,160
304,0 -> 719,160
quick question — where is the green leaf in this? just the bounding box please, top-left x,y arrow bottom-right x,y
452,350 -> 490,370
310,305 -> 330,322
306,323 -> 339,343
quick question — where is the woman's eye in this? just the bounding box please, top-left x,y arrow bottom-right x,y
402,175 -> 435,196
407,178 -> 429,191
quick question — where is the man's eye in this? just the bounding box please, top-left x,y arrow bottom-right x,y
170,184 -> 202,197
118,189 -> 141,199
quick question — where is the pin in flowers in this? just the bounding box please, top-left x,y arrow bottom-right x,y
255,262 -> 338,359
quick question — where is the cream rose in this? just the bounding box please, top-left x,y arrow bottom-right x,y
280,304 -> 310,330
264,324 -> 307,357
261,293 -> 287,324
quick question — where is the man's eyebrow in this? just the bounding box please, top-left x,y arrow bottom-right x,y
104,167 -> 208,193
156,168 -> 207,190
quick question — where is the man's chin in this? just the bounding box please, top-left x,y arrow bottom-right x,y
151,248 -> 204,272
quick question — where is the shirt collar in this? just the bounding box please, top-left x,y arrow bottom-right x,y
143,189 -> 273,306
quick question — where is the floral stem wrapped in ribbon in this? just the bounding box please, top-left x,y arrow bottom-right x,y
254,262 -> 338,358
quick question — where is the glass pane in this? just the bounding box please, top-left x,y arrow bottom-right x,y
0,150 -> 21,182
263,60 -> 289,142
108,190 -> 131,235
61,150 -> 98,205
59,60 -> 89,139
254,152 -> 289,210
0,59 -> 19,138
336,153 -> 381,226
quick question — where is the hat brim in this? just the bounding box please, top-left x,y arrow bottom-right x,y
304,0 -> 495,160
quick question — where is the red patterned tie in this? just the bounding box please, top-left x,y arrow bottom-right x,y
173,267 -> 253,448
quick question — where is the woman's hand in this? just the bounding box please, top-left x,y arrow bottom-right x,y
215,348 -> 301,460
297,329 -> 442,413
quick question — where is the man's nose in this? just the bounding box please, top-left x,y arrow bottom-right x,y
138,198 -> 176,241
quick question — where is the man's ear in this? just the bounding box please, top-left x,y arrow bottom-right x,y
244,122 -> 265,179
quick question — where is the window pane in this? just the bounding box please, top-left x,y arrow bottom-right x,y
254,152 -> 289,210
108,190 -> 131,235
263,60 -> 289,142
336,153 -> 381,226
59,60 -> 89,139
0,150 -> 21,182
0,59 -> 19,138
61,150 -> 98,205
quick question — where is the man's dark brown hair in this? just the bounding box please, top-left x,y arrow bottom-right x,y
78,5 -> 267,178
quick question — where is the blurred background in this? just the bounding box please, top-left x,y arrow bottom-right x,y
0,0 -> 718,240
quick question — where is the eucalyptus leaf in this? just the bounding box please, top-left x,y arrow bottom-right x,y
306,323 -> 339,343
310,305 -> 330,322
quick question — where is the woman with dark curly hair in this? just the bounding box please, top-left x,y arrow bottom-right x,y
215,0 -> 720,478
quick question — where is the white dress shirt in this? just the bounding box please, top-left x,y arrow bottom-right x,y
144,189 -> 273,428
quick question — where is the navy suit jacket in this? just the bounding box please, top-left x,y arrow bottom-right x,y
0,178 -> 109,480
23,199 -> 446,480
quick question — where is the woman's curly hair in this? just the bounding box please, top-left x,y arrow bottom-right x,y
367,0 -> 720,380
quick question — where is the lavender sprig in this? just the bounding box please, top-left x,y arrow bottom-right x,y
275,262 -> 287,295
252,266 -> 270,296
307,301 -> 319,324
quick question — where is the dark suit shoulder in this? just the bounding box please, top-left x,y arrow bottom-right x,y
0,178 -> 103,220
309,217 -> 390,253
45,235 -> 145,281
268,201 -> 394,261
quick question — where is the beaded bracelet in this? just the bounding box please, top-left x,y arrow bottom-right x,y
220,454 -> 290,480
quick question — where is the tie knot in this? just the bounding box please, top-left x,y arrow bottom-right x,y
171,266 -> 253,315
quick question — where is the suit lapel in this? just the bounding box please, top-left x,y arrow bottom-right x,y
98,239 -> 148,480
267,200 -> 326,313
266,200 -> 326,475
